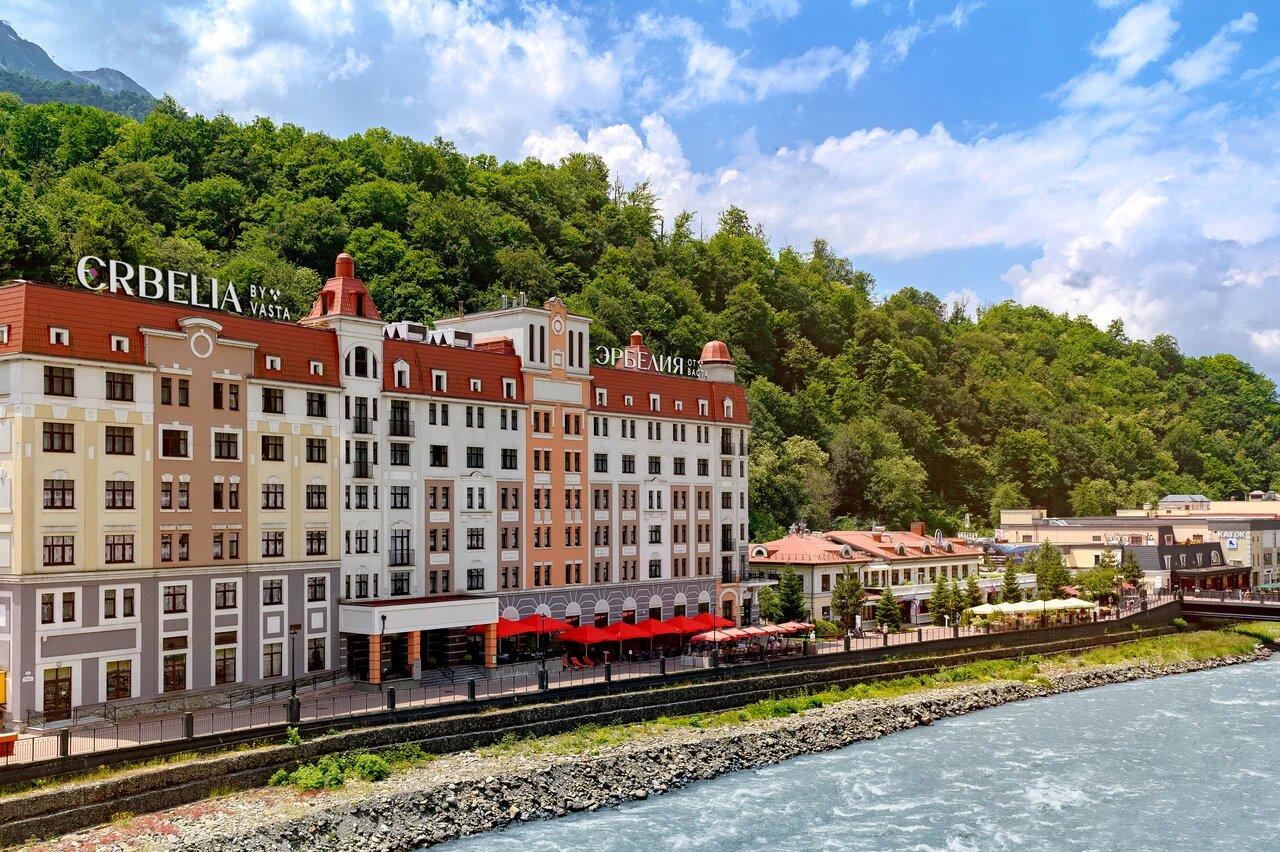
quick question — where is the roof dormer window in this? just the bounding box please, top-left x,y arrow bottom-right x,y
649,394 -> 660,412
503,378 -> 516,400
723,399 -> 734,418
469,378 -> 482,393
624,394 -> 633,406
110,334 -> 129,353
596,388 -> 607,406
395,363 -> 410,388
698,399 -> 709,416
309,360 -> 324,376
432,370 -> 446,392
49,327 -> 69,346
675,400 -> 683,412
265,355 -> 282,371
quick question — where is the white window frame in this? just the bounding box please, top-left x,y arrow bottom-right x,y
469,378 -> 482,393
100,583 -> 141,625
595,388 -> 607,406
209,426 -> 243,462
265,355 -> 282,371
36,586 -> 82,632
158,424 -> 194,460
432,370 -> 447,392
309,360 -> 324,376
110,334 -> 129,353
503,378 -> 516,399
49,326 -> 70,346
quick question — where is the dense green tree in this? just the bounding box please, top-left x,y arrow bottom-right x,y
930,575 -> 956,625
1000,563 -> 1023,603
1029,542 -> 1070,599
776,566 -> 808,623
758,585 -> 782,624
830,571 -> 866,631
963,573 -> 983,611
876,586 -> 902,631
2,96 -> 1279,544
1120,550 -> 1146,590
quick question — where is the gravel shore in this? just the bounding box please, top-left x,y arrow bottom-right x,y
20,648 -> 1269,852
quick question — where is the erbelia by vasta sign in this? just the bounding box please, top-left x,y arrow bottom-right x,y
76,256 -> 293,321
595,345 -> 707,378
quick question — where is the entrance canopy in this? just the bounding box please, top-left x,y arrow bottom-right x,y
340,594 -> 497,635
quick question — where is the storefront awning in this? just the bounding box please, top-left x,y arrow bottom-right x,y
340,594 -> 498,635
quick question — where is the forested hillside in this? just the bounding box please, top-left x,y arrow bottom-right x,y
2,96 -> 1279,538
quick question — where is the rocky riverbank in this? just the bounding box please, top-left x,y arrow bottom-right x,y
21,647 -> 1270,852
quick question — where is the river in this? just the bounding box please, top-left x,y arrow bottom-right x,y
441,657 -> 1279,851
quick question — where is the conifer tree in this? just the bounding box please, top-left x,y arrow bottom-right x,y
876,586 -> 902,631
830,570 -> 866,631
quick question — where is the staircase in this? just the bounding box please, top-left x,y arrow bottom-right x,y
419,664 -> 488,688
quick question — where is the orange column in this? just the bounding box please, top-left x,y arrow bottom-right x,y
484,623 -> 498,669
407,630 -> 420,667
368,637 -> 382,685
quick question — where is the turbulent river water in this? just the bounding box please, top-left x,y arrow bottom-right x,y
441,656 -> 1280,851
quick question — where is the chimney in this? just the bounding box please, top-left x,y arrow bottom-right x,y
910,521 -> 926,538
335,252 -> 354,279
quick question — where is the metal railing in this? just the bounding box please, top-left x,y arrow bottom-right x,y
388,549 -> 416,567
0,595 -> 1177,772
226,670 -> 350,707
388,419 -> 415,437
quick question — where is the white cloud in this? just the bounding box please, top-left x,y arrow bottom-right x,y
882,1 -> 982,64
726,0 -> 801,31
1092,0 -> 1178,79
1170,12 -> 1258,91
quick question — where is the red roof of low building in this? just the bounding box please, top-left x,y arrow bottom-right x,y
0,280 -> 340,387
825,529 -> 983,562
750,532 -> 871,565
590,365 -> 749,424
382,338 -> 524,403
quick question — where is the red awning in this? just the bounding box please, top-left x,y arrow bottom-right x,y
775,621 -> 815,634
559,624 -> 614,645
517,613 -> 573,634
466,618 -> 536,639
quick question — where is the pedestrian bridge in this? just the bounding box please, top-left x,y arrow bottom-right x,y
1181,593 -> 1280,622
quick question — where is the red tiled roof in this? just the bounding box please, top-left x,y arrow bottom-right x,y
383,338 -> 524,403
750,533 -> 871,565
591,365 -> 749,424
825,530 -> 983,562
0,281 -> 340,387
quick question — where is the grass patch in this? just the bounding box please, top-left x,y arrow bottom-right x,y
268,751 -> 391,791
1223,621 -> 1280,644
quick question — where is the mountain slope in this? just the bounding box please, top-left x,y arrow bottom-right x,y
0,20 -> 153,116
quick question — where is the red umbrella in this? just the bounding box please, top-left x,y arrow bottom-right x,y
635,618 -> 680,637
559,624 -> 613,645
517,613 -> 573,634
466,617 -> 537,639
664,615 -> 708,634
691,612 -> 734,630
601,621 -> 648,641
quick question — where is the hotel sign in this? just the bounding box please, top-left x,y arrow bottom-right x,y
595,345 -> 706,378
76,256 -> 293,321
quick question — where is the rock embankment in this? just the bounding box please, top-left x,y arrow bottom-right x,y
28,649 -> 1269,852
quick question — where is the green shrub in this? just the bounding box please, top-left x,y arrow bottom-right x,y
352,753 -> 390,782
814,619 -> 840,639
284,726 -> 302,746
1172,617 -> 1188,631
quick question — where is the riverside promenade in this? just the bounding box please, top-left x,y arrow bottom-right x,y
0,594 -> 1181,779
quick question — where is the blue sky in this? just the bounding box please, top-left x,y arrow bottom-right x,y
9,1 -> 1280,373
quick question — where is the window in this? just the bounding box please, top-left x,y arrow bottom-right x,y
265,355 -> 282,371
432,370 -> 446,392
622,454 -> 636,474
43,366 -> 74,396
43,422 -> 74,452
262,531 -> 285,558
105,371 -> 133,401
262,578 -> 284,606
674,457 -> 686,476
306,530 -> 327,555
43,478 -> 74,509
104,535 -> 133,563
649,524 -> 663,544
391,571 -> 411,595
648,456 -> 661,475
306,484 -> 327,510
261,387 -> 284,414
503,378 -> 516,399
261,435 -> 284,461
466,447 -> 484,468
649,558 -> 662,578
262,642 -> 283,678
176,378 -> 189,406
162,641 -> 188,693
307,392 -> 327,417
104,425 -> 134,455
395,365 -> 409,388
310,360 -> 324,376
162,584 -> 188,614
106,660 -> 132,700
594,453 -> 608,473
430,445 -> 448,467
302,438 -> 326,463
215,582 -> 238,610
307,576 -> 327,602
261,483 -> 284,509
467,528 -> 485,550
390,442 -> 410,465
102,587 -> 136,620
42,536 -> 74,566
501,448 -> 518,470
160,376 -> 172,405
213,431 -> 240,460
390,485 -> 410,509
104,480 -> 134,509
160,428 -> 189,459
215,646 -> 237,686
467,568 -> 484,591
307,637 -> 326,672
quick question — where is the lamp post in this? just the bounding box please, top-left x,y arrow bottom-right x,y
288,624 -> 300,698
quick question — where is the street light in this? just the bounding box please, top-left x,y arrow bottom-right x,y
288,623 -> 301,698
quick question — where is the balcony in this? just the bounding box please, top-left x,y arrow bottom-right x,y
389,549 -> 416,567
352,416 -> 372,434
721,538 -> 737,553
720,438 -> 734,455
721,567 -> 772,584
389,419 -> 415,437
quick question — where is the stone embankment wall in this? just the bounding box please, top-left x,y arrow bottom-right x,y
0,611 -> 1178,846
176,649 -> 1269,852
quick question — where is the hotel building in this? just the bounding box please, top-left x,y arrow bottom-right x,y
0,253 -> 749,725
